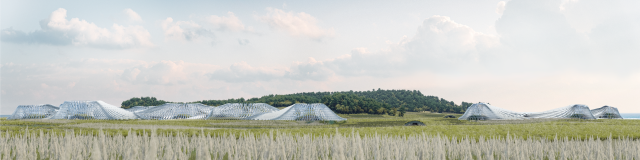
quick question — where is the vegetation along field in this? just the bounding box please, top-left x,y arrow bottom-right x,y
2,111 -> 640,159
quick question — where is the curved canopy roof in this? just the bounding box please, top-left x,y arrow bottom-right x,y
250,103 -> 346,121
459,103 -> 597,120
135,103 -> 213,120
51,101 -> 137,120
125,106 -> 155,113
591,105 -> 623,119
7,104 -> 59,120
207,103 -> 279,120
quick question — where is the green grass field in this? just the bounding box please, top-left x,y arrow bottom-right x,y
2,112 -> 639,140
3,113 -> 640,159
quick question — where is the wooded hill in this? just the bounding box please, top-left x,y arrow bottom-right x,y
121,89 -> 472,114
120,97 -> 170,109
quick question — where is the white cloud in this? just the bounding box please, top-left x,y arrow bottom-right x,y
489,0 -> 640,73
161,17 -> 213,41
41,83 -> 50,89
496,1 -> 507,15
559,0 -> 580,11
205,15 -> 501,82
559,0 -> 640,68
259,8 -> 335,41
406,15 -> 499,62
300,15 -> 501,77
162,12 -> 251,43
207,58 -> 336,82
0,8 -> 153,49
207,12 -> 246,32
123,8 -> 142,22
285,57 -> 334,81
121,61 -> 189,85
495,0 -> 580,54
237,39 -> 249,45
207,62 -> 284,82
122,68 -> 141,81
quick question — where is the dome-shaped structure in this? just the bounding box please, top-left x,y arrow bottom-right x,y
459,103 -> 597,120
250,103 -> 346,121
526,104 -> 596,119
50,101 -> 137,120
135,103 -> 213,120
591,106 -> 622,119
125,106 -> 155,113
7,104 -> 59,120
458,103 -> 525,120
207,103 -> 279,120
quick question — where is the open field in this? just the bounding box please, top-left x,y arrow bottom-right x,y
2,112 -> 640,159
2,112 -> 640,140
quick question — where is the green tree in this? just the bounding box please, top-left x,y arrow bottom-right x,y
398,106 -> 406,117
388,108 -> 397,116
121,97 -> 171,109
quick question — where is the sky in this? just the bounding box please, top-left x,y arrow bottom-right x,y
1,0 -> 640,114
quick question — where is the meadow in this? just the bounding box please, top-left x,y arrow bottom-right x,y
2,112 -> 640,159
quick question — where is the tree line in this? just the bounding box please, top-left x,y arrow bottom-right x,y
120,97 -> 171,109
121,89 -> 473,114
285,89 -> 472,114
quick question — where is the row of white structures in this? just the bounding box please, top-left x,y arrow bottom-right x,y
458,103 -> 623,120
6,101 -> 347,121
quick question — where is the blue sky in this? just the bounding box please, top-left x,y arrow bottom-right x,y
2,0 -> 640,114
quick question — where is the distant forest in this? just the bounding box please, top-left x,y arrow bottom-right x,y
120,97 -> 171,109
121,89 -> 473,114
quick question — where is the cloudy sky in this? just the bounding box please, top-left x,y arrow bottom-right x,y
2,0 -> 640,114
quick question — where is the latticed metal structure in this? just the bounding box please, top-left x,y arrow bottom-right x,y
457,103 -> 526,120
134,103 -> 213,120
459,103 -> 597,120
125,106 -> 155,113
250,103 -> 347,121
7,104 -> 60,120
526,104 -> 596,119
591,106 -> 623,119
50,101 -> 138,120
6,102 -> 346,121
207,103 -> 279,120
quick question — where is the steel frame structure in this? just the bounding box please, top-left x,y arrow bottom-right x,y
50,101 -> 138,120
125,106 -> 155,113
206,103 -> 279,120
250,103 -> 347,121
7,104 -> 59,120
134,103 -> 213,120
591,106 -> 623,119
8,101 -> 346,121
459,103 -> 598,120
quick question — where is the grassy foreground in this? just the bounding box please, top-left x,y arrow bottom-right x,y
2,113 -> 640,159
3,128 -> 639,159
2,112 -> 640,140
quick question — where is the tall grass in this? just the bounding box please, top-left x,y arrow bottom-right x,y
3,118 -> 640,140
1,128 -> 639,159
